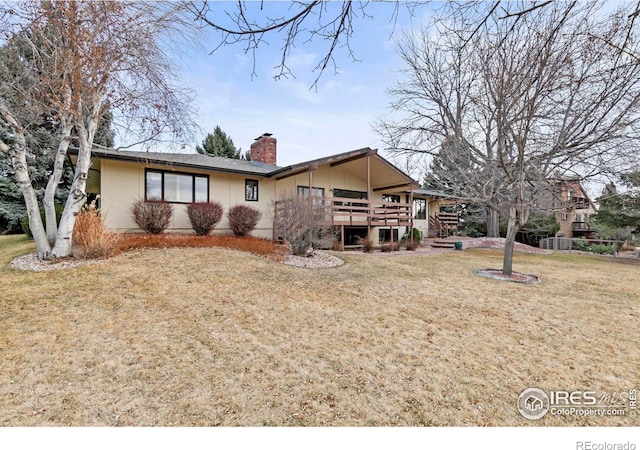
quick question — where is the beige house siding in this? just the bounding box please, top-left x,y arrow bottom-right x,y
97,158 -> 276,238
99,159 -> 144,231
209,172 -> 275,239
274,164 -> 366,197
90,148 -> 456,244
274,164 -> 416,245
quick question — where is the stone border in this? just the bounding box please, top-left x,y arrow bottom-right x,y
475,268 -> 541,284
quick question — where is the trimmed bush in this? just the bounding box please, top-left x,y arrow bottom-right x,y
227,205 -> 261,236
187,201 -> 223,236
131,199 -> 172,234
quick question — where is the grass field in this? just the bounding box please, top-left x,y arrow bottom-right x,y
0,235 -> 638,426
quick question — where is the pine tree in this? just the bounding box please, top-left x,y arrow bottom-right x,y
592,181 -> 640,234
195,125 -> 242,158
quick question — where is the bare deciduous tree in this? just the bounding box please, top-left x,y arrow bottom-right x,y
380,1 -> 640,275
190,1 -> 425,87
273,191 -> 332,256
0,1 -> 196,260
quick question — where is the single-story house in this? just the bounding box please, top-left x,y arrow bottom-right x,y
80,133 -> 458,247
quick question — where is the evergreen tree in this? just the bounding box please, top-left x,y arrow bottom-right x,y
592,181 -> 640,236
195,125 -> 242,158
1,34 -> 115,233
1,111 -> 114,234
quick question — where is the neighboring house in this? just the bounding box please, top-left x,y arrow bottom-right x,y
548,178 -> 597,239
80,133 -> 456,247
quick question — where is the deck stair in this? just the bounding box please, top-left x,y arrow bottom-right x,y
429,213 -> 459,238
431,239 -> 456,249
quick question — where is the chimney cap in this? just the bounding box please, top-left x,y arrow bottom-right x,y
254,133 -> 273,140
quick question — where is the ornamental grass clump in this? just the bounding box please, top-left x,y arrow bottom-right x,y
187,201 -> 223,236
131,199 -> 172,234
72,201 -> 119,259
227,205 -> 261,236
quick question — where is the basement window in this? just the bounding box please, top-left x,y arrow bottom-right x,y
379,228 -> 399,243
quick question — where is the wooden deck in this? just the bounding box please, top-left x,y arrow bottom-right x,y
275,196 -> 414,228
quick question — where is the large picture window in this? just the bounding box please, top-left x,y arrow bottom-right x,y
145,169 -> 209,203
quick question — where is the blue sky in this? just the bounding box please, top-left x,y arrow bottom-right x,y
175,2 -> 433,169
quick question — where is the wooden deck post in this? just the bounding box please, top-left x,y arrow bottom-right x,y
408,185 -> 414,242
308,166 -> 314,249
366,153 -> 372,241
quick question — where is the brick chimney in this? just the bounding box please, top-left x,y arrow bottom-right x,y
250,133 -> 277,166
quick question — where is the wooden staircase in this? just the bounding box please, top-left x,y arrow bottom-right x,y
429,212 -> 459,238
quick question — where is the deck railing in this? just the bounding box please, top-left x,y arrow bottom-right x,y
274,196 -> 414,228
572,221 -> 593,231
428,212 -> 459,238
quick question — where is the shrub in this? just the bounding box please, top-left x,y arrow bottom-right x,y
412,227 -> 422,242
21,204 -> 64,239
290,235 -> 310,257
73,202 -> 118,259
131,199 -> 172,234
356,235 -> 373,253
572,238 -> 591,252
227,205 -> 261,236
380,241 -> 400,252
272,192 -> 331,255
187,201 -> 223,236
405,239 -> 420,251
1,201 -> 26,234
590,243 -> 617,255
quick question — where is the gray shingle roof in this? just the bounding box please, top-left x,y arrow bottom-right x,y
89,148 -> 276,176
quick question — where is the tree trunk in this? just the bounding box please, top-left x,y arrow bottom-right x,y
51,111 -> 98,258
486,207 -> 500,237
503,206 -> 519,276
0,100 -> 52,259
43,121 -> 73,246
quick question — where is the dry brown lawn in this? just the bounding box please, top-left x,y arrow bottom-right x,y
0,235 -> 638,426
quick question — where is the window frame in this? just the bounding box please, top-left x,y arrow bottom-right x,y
245,179 -> 259,202
382,194 -> 400,203
413,198 -> 427,220
297,186 -> 325,205
379,228 -> 399,243
144,169 -> 209,204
